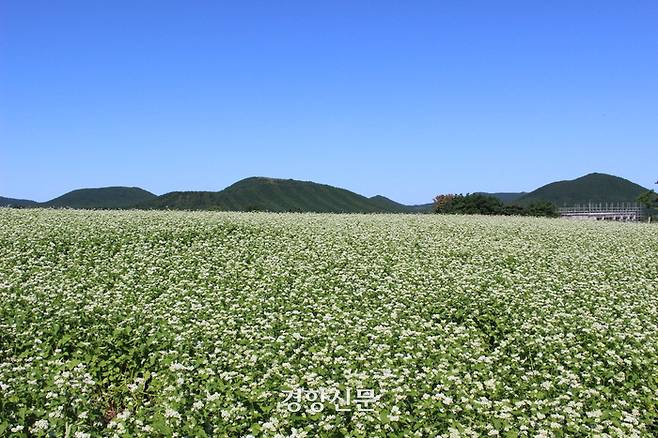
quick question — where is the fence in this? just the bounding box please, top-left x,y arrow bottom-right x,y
558,202 -> 646,222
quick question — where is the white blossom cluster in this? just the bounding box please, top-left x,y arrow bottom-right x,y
0,209 -> 656,437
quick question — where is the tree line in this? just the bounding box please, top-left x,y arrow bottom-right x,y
433,194 -> 557,217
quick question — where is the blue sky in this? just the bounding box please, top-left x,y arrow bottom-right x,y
1,1 -> 656,204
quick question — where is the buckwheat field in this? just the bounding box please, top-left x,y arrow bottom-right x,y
1,209 -> 657,437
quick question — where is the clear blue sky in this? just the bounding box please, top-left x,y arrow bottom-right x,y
1,1 -> 656,204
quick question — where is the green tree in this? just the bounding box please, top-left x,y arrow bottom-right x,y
637,190 -> 657,209
433,194 -> 458,213
434,193 -> 503,215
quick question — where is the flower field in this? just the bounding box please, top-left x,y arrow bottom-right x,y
1,209 -> 657,437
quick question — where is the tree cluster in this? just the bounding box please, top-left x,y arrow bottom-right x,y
637,190 -> 657,209
433,193 -> 557,217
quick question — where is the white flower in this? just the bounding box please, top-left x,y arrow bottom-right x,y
263,420 -> 277,432
169,362 -> 188,372
388,405 -> 401,421
207,392 -> 221,402
586,409 -> 603,418
31,419 -> 49,432
117,410 -> 131,420
164,408 -> 181,419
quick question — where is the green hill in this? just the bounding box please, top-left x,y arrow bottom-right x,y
517,173 -> 648,206
399,202 -> 434,213
44,187 -> 157,209
367,195 -> 415,212
0,196 -> 38,207
141,177 -> 416,213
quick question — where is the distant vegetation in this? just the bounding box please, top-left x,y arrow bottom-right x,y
434,193 -> 557,217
